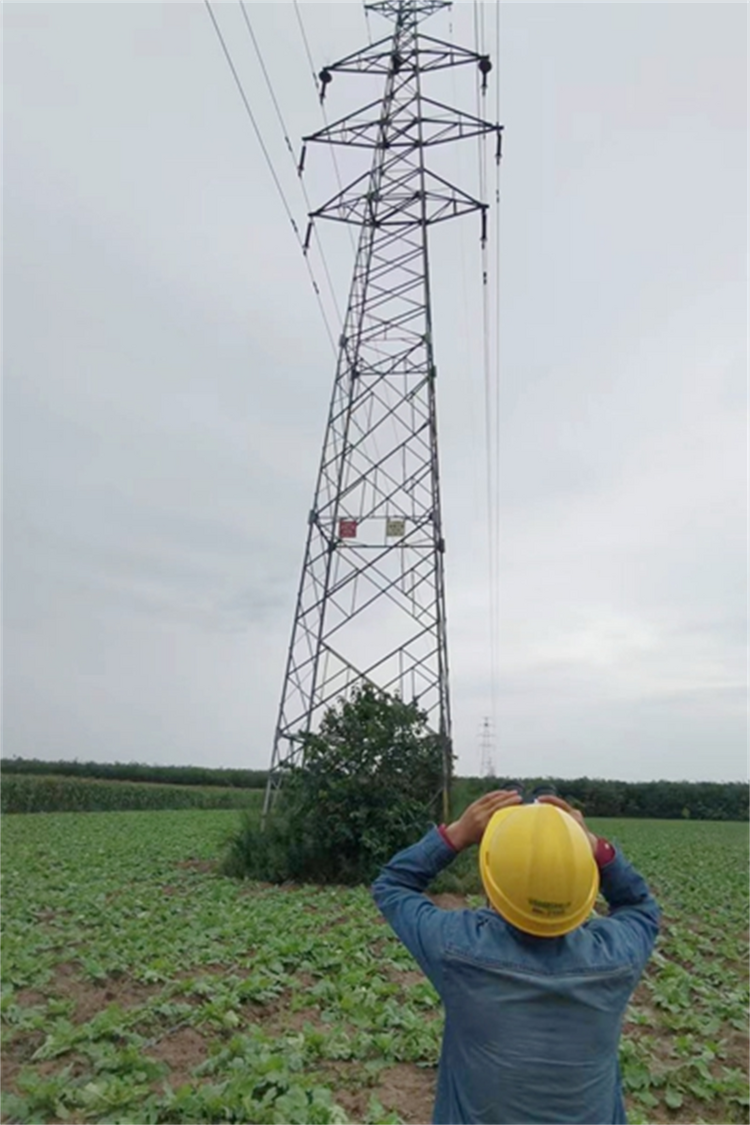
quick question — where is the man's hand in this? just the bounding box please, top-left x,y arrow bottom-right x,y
445,790 -> 523,852
536,794 -> 598,855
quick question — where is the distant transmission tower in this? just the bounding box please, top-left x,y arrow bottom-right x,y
264,0 -> 501,822
479,716 -> 496,779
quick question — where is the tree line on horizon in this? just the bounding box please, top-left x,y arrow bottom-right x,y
455,775 -> 748,822
1,756 -> 746,821
0,757 -> 268,791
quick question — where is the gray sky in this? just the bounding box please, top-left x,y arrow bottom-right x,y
4,2 -> 747,782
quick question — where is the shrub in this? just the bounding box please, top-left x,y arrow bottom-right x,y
221,684 -> 449,885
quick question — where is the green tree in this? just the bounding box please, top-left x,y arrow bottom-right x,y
222,684 -> 449,885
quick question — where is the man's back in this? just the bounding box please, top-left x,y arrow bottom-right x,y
372,802 -> 659,1125
430,909 -> 641,1123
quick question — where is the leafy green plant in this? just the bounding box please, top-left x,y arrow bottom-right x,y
223,684 -> 448,885
2,808 -> 747,1124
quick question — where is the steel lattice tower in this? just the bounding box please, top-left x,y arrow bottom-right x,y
264,0 -> 501,821
479,717 -> 496,779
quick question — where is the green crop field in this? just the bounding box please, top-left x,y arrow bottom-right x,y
0,775 -> 264,815
1,810 -> 747,1124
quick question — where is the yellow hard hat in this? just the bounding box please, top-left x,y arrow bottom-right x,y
479,804 -> 599,937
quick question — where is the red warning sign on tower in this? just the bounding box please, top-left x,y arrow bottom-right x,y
338,519 -> 357,539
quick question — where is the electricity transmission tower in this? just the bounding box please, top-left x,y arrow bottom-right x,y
479,716 -> 496,779
264,0 -> 501,822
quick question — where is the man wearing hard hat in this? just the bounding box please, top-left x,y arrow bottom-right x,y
372,788 -> 660,1125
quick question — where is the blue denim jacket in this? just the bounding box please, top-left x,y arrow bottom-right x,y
372,827 -> 660,1125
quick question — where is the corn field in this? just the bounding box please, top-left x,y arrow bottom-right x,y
0,774 -> 263,814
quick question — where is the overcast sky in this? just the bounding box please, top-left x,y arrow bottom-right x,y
4,2 -> 747,782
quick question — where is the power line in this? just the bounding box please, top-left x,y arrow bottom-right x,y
474,0 -> 499,740
292,0 -> 357,258
290,0 -> 400,470
237,0 -> 342,324
238,0 -> 296,165
493,0 -> 503,761
478,0 -> 487,76
293,0 -> 318,84
449,15 -> 482,534
204,0 -> 297,239
203,0 -> 338,354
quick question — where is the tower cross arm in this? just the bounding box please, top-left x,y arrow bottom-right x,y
304,98 -> 501,151
319,34 -> 492,82
310,165 -> 485,229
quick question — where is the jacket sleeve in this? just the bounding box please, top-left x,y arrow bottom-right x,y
371,826 -> 460,992
597,850 -> 660,970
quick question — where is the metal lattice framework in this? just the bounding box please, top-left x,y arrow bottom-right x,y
479,717 -> 496,779
264,0 -> 501,821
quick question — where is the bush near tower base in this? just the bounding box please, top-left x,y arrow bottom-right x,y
221,684 -> 448,884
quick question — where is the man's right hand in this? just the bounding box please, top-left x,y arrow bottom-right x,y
536,794 -> 599,855
445,789 -> 523,852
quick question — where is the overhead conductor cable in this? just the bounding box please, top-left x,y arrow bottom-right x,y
293,0 -> 357,258
238,0 -> 343,324
474,0 -> 499,738
493,0 -> 503,750
203,0 -> 338,354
